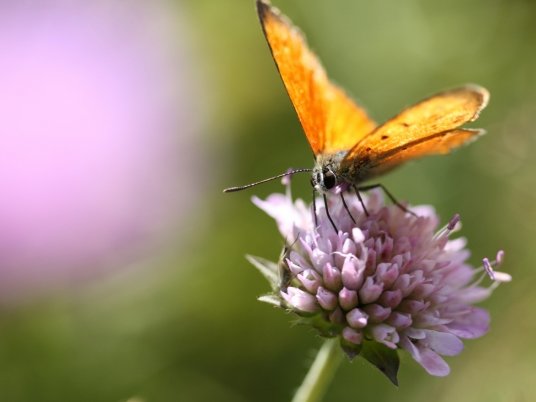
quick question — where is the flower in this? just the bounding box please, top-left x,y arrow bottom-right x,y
249,181 -> 510,383
0,1 -> 205,301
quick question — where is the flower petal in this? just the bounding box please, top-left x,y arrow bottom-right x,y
346,308 -> 368,329
342,327 -> 363,345
423,330 -> 464,356
252,194 -> 312,238
447,307 -> 490,339
400,336 -> 450,376
455,286 -> 492,304
370,324 -> 399,349
316,286 -> 337,311
281,287 -> 319,313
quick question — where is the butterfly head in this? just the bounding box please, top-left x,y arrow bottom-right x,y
311,153 -> 346,194
311,166 -> 337,193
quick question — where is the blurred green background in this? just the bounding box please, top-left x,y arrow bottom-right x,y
1,0 -> 535,401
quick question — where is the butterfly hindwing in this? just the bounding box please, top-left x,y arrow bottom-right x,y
364,128 -> 484,177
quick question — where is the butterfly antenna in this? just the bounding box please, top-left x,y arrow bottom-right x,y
223,168 -> 312,193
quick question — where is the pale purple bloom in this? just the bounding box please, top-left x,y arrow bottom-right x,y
250,181 -> 509,381
0,1 -> 204,300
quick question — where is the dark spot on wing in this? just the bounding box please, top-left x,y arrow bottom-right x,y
401,122 -> 410,127
381,135 -> 389,140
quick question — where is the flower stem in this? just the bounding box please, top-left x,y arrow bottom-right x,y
291,338 -> 343,402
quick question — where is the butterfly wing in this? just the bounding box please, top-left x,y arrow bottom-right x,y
343,85 -> 489,164
257,0 -> 376,155
362,128 -> 484,177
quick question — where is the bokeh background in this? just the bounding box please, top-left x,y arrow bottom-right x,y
0,0 -> 534,401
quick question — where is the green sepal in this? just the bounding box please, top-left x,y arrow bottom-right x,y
340,337 -> 362,360
257,294 -> 283,308
290,313 -> 343,338
246,255 -> 280,291
340,342 -> 362,360
359,341 -> 400,386
310,314 -> 343,337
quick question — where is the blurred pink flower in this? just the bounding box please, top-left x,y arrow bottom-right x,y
250,183 -> 510,382
0,1 -> 204,300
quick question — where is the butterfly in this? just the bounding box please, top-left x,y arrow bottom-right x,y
225,0 -> 489,231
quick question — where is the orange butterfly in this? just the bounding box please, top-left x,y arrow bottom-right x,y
225,0 -> 489,229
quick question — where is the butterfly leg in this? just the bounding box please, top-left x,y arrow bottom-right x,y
340,192 -> 356,223
357,183 -> 417,217
312,188 -> 318,227
353,185 -> 369,217
323,193 -> 338,232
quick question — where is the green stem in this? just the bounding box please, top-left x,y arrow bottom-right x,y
291,338 -> 343,402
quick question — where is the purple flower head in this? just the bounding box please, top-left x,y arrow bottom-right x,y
249,180 -> 509,383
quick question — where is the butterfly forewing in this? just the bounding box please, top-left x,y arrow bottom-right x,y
323,85 -> 377,154
257,0 -> 376,155
343,85 -> 489,162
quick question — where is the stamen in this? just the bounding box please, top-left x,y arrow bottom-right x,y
447,214 -> 461,231
496,250 -> 504,265
281,168 -> 294,186
434,214 -> 461,240
492,271 -> 512,283
482,258 -> 495,281
480,254 -> 511,284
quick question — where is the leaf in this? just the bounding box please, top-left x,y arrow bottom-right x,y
360,341 -> 400,386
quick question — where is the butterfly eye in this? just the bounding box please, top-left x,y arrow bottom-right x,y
323,170 -> 336,190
